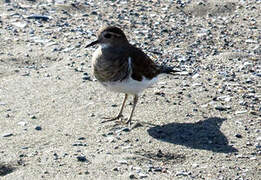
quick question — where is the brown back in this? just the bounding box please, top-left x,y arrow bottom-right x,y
129,46 -> 161,81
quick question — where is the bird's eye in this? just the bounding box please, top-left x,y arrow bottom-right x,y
104,33 -> 112,39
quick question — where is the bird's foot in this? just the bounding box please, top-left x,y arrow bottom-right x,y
101,114 -> 124,123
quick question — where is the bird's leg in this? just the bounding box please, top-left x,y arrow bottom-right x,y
115,93 -> 128,120
125,95 -> 138,126
101,94 -> 128,123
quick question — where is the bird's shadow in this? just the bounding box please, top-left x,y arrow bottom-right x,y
147,117 -> 238,153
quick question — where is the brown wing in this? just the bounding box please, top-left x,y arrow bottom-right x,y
129,46 -> 161,81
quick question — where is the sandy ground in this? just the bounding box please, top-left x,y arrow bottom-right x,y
0,0 -> 260,179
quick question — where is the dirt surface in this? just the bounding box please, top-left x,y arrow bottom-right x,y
0,0 -> 260,179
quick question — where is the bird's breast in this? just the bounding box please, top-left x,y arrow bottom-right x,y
91,47 -> 129,82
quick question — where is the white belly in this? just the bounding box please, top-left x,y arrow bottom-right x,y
102,76 -> 158,95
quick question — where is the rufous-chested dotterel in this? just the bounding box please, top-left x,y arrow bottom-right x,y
86,26 -> 176,125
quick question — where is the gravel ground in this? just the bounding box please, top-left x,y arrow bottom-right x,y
0,0 -> 260,179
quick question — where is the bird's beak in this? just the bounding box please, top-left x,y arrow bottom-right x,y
85,40 -> 99,48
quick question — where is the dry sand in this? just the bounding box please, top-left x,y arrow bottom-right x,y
0,0 -> 260,179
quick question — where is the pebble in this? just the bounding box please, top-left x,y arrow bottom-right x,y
129,173 -> 136,179
176,170 -> 189,176
12,22 -> 27,28
17,121 -> 27,126
112,167 -> 119,171
1,1 -> 260,179
76,156 -> 88,162
217,96 -> 231,102
138,173 -> 148,179
250,157 -> 257,160
53,153 -> 58,160
27,15 -> 50,21
153,167 -> 162,172
192,83 -> 202,87
35,126 -> 42,131
215,106 -> 228,111
192,73 -> 200,79
133,166 -> 142,173
0,102 -> 6,106
235,134 -> 242,138
72,143 -> 87,146
118,160 -> 128,165
255,142 -> 261,149
78,137 -> 86,140
235,110 -> 248,114
175,71 -> 189,76
2,133 -> 13,137
256,136 -> 261,141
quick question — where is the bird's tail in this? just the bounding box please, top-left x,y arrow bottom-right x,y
160,64 -> 181,75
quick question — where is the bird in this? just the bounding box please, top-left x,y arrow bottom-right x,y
86,26 -> 176,125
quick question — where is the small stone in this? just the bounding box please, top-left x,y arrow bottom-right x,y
255,142 -> 261,149
107,131 -> 114,135
83,76 -> 91,81
18,121 -> 27,126
138,173 -> 147,179
178,71 -> 189,75
129,173 -> 136,179
12,22 -> 27,28
122,127 -> 130,132
2,133 -> 13,137
250,157 -> 257,160
35,126 -> 42,131
22,72 -> 30,76
27,15 -> 50,21
53,153 -> 58,160
217,96 -> 231,102
176,170 -> 189,176
192,73 -> 200,79
74,67 -> 83,72
192,163 -> 199,168
112,167 -> 119,171
78,137 -> 86,140
31,115 -> 37,119
118,160 -> 128,164
153,167 -> 162,172
235,134 -> 242,138
77,156 -> 88,162
215,106 -> 227,111
235,110 -> 248,115
250,111 -> 258,115
0,102 -> 6,105
256,136 -> 261,141
133,166 -> 142,173
45,73 -> 51,77
91,11 -> 98,15
245,78 -> 253,83
192,83 -> 202,87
